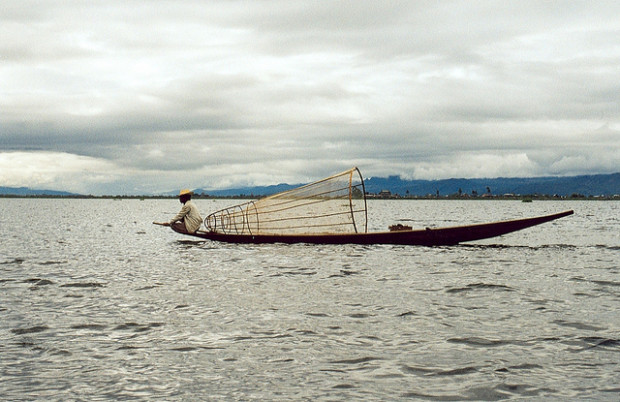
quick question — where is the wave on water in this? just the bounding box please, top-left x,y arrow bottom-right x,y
10,325 -> 50,335
60,282 -> 106,288
168,345 -> 221,352
397,311 -> 416,317
590,279 -> 620,287
445,283 -> 513,293
270,266 -> 317,277
328,269 -> 361,278
400,377 -> 546,400
461,243 -> 578,250
447,337 -> 525,347
578,337 -> 620,350
70,324 -> 108,330
570,276 -> 620,286
414,366 -> 479,376
553,319 -> 607,331
329,356 -> 383,365
602,245 -> 620,251
497,363 -> 544,371
0,258 -> 25,265
175,240 -> 207,248
113,322 -> 164,333
22,278 -> 54,286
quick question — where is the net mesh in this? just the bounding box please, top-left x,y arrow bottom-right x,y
205,168 -> 367,235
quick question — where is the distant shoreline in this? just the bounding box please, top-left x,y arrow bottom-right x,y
3,172 -> 618,199
1,194 -> 618,200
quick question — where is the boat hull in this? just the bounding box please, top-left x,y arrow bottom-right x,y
174,210 -> 574,246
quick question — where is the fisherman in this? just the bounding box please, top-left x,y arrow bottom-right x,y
163,189 -> 203,234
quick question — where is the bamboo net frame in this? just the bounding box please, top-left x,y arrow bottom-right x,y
205,167 -> 368,235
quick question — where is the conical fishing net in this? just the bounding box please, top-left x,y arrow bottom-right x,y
205,168 -> 368,235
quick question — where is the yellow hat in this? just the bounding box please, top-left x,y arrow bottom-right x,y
179,189 -> 192,196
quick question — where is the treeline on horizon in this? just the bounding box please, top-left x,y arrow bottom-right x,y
1,192 -> 618,201
1,172 -> 618,199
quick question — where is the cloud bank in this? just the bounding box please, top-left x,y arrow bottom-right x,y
1,1 -> 619,194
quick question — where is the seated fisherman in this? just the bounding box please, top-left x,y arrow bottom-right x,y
163,189 -> 203,234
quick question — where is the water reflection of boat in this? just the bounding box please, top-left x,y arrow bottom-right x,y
167,168 -> 574,246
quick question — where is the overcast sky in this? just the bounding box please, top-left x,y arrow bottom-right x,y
1,1 -> 619,195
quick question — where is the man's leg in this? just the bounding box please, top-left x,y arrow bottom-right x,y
170,221 -> 189,234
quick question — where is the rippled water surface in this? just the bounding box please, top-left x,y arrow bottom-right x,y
1,199 -> 619,400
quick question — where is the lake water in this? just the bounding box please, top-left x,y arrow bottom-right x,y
1,199 -> 618,400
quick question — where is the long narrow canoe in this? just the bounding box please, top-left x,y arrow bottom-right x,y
172,210 -> 574,246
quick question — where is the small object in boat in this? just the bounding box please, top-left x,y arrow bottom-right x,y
389,224 -> 412,231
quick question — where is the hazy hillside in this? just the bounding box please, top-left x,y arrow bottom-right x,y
0,187 -> 78,196
363,173 -> 620,197
192,183 -> 297,197
2,173 -> 618,197
199,172 -> 619,197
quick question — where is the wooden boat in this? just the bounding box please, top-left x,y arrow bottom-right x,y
173,210 -> 574,246
160,167 -> 574,246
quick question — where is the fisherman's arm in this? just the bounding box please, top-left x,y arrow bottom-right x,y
169,204 -> 191,225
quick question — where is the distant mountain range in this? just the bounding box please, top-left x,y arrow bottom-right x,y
196,172 -> 620,198
192,183 -> 300,197
362,173 -> 620,197
2,172 -> 618,197
0,187 -> 78,196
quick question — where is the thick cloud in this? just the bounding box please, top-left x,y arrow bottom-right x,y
1,1 -> 618,194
